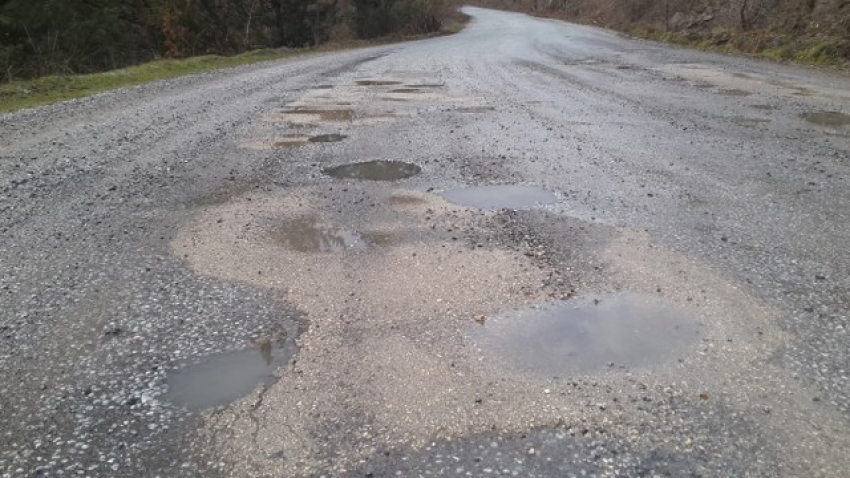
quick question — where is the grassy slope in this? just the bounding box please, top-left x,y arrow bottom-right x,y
0,13 -> 471,114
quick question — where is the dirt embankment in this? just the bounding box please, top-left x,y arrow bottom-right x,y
473,0 -> 850,67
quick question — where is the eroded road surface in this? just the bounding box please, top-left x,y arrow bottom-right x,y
3,7 -> 850,477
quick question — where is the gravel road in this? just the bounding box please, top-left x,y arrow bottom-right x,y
2,6 -> 850,477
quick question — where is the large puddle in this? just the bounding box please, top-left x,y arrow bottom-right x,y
801,111 -> 850,127
271,217 -> 387,253
164,342 -> 294,411
469,293 -> 702,376
323,160 -> 421,181
441,185 -> 557,209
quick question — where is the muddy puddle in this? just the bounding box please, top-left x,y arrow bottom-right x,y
164,341 -> 295,411
801,111 -> 850,128
324,160 -> 421,181
271,217 -> 388,253
441,185 -> 557,209
309,134 -> 347,143
469,293 -> 702,376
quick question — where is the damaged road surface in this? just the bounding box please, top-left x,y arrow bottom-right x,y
3,6 -> 850,477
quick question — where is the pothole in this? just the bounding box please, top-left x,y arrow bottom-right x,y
801,111 -> 850,127
469,293 -> 702,376
456,106 -> 496,113
356,79 -> 403,86
389,193 -> 427,206
717,88 -> 752,96
270,216 -> 387,253
309,134 -> 348,143
270,108 -> 355,123
750,104 -> 779,110
730,117 -> 770,126
441,185 -> 557,209
324,160 -> 422,181
390,88 -> 427,94
273,134 -> 311,148
164,341 -> 295,411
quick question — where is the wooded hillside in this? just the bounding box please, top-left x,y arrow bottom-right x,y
0,0 -> 461,81
472,0 -> 850,65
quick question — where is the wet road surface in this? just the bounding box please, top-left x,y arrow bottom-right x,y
2,6 -> 850,477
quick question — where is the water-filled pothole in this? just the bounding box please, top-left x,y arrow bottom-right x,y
469,293 -> 702,376
801,111 -> 850,127
356,79 -> 403,86
271,217 -> 387,253
717,88 -> 752,96
164,341 -> 294,411
281,108 -> 354,121
390,88 -> 427,94
324,160 -> 421,181
441,185 -> 557,209
309,134 -> 348,143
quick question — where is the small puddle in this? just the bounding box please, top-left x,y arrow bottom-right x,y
469,293 -> 702,376
441,185 -> 557,209
271,217 -> 377,253
389,193 -> 427,205
406,83 -> 445,88
357,80 -> 403,86
801,111 -> 850,127
324,160 -> 421,181
390,88 -> 427,94
281,108 -> 355,122
164,342 -> 294,411
717,88 -> 752,97
273,134 -> 311,148
730,117 -> 770,126
309,133 -> 348,143
456,106 -> 496,113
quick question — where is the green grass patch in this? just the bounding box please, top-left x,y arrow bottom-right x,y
0,49 -> 305,113
627,26 -> 848,70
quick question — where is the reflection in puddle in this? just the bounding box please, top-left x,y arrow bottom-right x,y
309,134 -> 348,143
164,342 -> 294,411
469,293 -> 701,375
801,111 -> 850,127
324,160 -> 421,181
271,217 -> 380,253
441,185 -> 557,209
